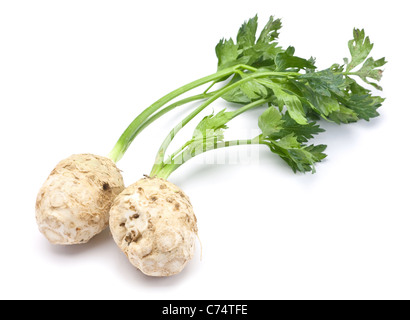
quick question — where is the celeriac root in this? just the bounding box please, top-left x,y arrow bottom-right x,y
36,154 -> 124,245
110,176 -> 197,277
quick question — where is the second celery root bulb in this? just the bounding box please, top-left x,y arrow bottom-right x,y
110,177 -> 197,277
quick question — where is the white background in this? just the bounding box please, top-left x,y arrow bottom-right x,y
1,0 -> 409,300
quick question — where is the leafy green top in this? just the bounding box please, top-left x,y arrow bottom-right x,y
258,107 -> 326,173
216,15 -> 283,70
215,16 -> 386,123
216,17 -> 385,172
150,15 -> 387,178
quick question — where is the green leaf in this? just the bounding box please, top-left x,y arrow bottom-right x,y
221,86 -> 253,104
304,144 -> 327,162
328,105 -> 359,124
188,110 -> 234,154
291,69 -> 350,119
237,15 -> 258,50
341,94 -> 384,121
300,69 -> 346,97
341,28 -> 386,91
239,79 -> 269,100
258,79 -> 307,124
222,74 -> 269,104
355,57 -> 387,90
215,15 -> 284,70
346,28 -> 374,72
271,112 -> 325,142
358,57 -> 386,81
347,79 -> 371,95
258,107 -> 284,137
274,133 -> 300,149
189,127 -> 226,155
275,46 -> 316,71
257,16 -> 282,44
265,134 -> 327,173
193,109 -> 233,138
215,38 -> 239,70
241,42 -> 283,68
316,95 -> 340,116
277,92 -> 307,125
330,63 -> 345,73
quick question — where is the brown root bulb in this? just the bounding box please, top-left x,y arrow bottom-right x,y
36,154 -> 125,245
110,177 -> 198,277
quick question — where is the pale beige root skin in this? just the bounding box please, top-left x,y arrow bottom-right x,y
36,154 -> 125,245
110,177 -> 198,277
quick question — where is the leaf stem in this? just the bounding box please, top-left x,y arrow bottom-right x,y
155,135 -> 264,179
203,81 -> 217,94
342,71 -> 359,76
129,89 -> 222,141
108,66 -> 239,163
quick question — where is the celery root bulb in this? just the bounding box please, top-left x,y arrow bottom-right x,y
110,177 -> 198,277
36,154 -> 125,245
